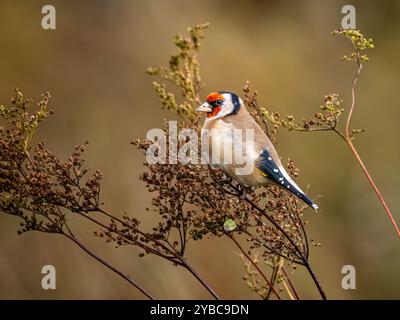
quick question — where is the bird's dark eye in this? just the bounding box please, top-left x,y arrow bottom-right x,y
209,99 -> 224,108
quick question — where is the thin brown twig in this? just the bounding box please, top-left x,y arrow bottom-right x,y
292,58 -> 399,240
239,188 -> 327,299
265,258 -> 281,300
87,206 -> 220,299
222,179 -> 326,298
79,211 -> 182,263
281,264 -> 300,300
52,175 -> 220,302
345,56 -> 363,138
179,257 -> 221,300
345,139 -> 400,238
63,224 -> 155,300
228,233 -> 281,300
344,55 -> 400,239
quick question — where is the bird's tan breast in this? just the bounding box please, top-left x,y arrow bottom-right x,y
201,107 -> 283,186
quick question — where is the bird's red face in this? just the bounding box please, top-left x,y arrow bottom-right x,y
205,93 -> 225,118
196,91 -> 241,120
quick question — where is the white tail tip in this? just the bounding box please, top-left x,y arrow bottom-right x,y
311,203 -> 319,212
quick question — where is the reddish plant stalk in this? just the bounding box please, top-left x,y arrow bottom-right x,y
343,57 -> 400,239
344,139 -> 400,238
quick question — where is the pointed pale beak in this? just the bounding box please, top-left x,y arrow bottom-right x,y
196,102 -> 212,113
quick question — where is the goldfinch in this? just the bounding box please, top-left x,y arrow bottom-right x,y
196,91 -> 319,211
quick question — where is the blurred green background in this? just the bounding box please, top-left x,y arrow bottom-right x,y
0,0 -> 399,299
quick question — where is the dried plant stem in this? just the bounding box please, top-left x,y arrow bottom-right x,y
228,233 -> 281,300
225,181 -> 325,297
77,204 -> 220,300
281,265 -> 300,300
302,259 -> 326,299
63,225 -> 154,300
93,208 -> 182,263
78,207 -> 220,299
343,58 -> 400,239
345,139 -> 400,238
265,259 -> 281,300
267,258 -> 300,300
345,60 -> 363,138
282,279 -> 295,300
179,258 -> 221,300
239,188 -> 327,300
94,208 -> 220,299
47,169 -> 220,302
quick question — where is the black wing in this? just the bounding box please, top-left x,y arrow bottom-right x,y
256,149 -> 318,210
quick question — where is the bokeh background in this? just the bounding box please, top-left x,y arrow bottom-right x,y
0,0 -> 399,299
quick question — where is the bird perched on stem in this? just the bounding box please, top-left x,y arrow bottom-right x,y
196,91 -> 319,211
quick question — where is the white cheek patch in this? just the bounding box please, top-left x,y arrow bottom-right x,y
215,106 -> 234,119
